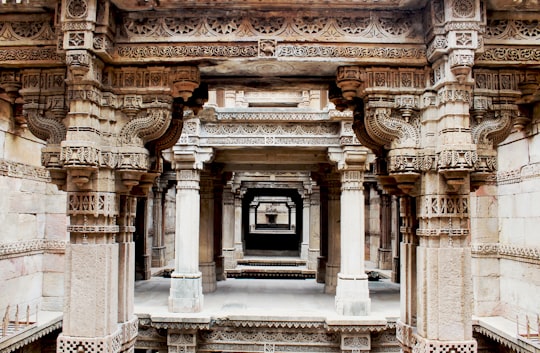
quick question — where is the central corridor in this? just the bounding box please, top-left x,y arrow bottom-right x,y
134,275 -> 400,319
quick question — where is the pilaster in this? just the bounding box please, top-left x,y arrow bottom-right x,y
151,180 -> 167,268
300,195 -> 310,261
221,180 -> 236,271
378,193 -> 393,270
199,171 -> 216,293
308,185 -> 321,271
324,171 -> 341,294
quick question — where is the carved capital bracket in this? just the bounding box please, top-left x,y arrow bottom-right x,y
327,146 -> 369,172
171,66 -> 201,101
336,66 -> 364,100
172,146 -> 214,172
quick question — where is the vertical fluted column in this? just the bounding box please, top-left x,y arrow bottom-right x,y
199,171 -> 216,293
222,182 -> 236,271
169,169 -> 203,312
378,193 -> 392,270
300,195 -> 310,260
324,173 -> 341,294
335,169 -> 371,316
308,185 -> 321,271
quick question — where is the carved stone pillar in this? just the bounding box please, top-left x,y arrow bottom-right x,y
324,172 -> 341,294
300,195 -> 310,261
199,171 -> 216,293
169,168 -> 204,312
169,147 -> 212,312
378,193 -> 392,270
222,181 -> 236,271
328,146 -> 371,316
151,180 -> 167,268
317,175 -> 329,283
308,185 -> 321,271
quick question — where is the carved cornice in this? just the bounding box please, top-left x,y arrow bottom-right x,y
496,162 -> 540,185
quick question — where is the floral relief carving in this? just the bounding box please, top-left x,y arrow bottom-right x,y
485,19 -> 540,40
119,11 -> 421,42
452,0 -> 475,18
66,0 -> 88,19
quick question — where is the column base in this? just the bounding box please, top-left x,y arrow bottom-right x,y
168,272 -> 204,313
223,248 -> 237,270
151,246 -> 167,268
234,244 -> 244,260
377,248 -> 392,270
324,263 -> 340,294
200,261 -> 217,293
308,249 -> 320,271
335,273 -> 371,316
300,242 -> 309,260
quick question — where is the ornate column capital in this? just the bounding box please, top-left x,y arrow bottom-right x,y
327,146 -> 369,171
336,65 -> 364,100
172,146 -> 214,171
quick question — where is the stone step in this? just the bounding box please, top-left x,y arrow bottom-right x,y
237,257 -> 307,267
226,266 -> 316,279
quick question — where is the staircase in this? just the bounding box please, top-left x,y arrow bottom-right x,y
226,257 -> 316,279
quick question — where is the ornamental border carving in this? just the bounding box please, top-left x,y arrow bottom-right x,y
0,47 -> 63,64
115,43 -> 427,62
476,46 -> 540,64
496,162 -> 540,185
0,239 -> 67,259
471,243 -> 540,265
0,158 -> 51,182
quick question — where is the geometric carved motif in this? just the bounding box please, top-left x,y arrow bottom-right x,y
67,192 -> 118,217
421,196 -> 469,218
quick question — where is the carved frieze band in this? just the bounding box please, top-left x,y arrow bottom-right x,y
119,11 -> 422,43
496,162 -> 540,185
476,46 -> 540,64
472,243 -> 540,265
115,43 -> 426,63
0,239 -> 67,259
0,158 -> 51,182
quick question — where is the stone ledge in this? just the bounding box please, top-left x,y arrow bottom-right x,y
474,316 -> 540,353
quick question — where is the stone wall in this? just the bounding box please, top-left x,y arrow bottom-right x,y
0,100 -> 67,316
495,108 -> 540,321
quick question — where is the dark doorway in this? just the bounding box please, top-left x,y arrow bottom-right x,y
242,188 -> 303,256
